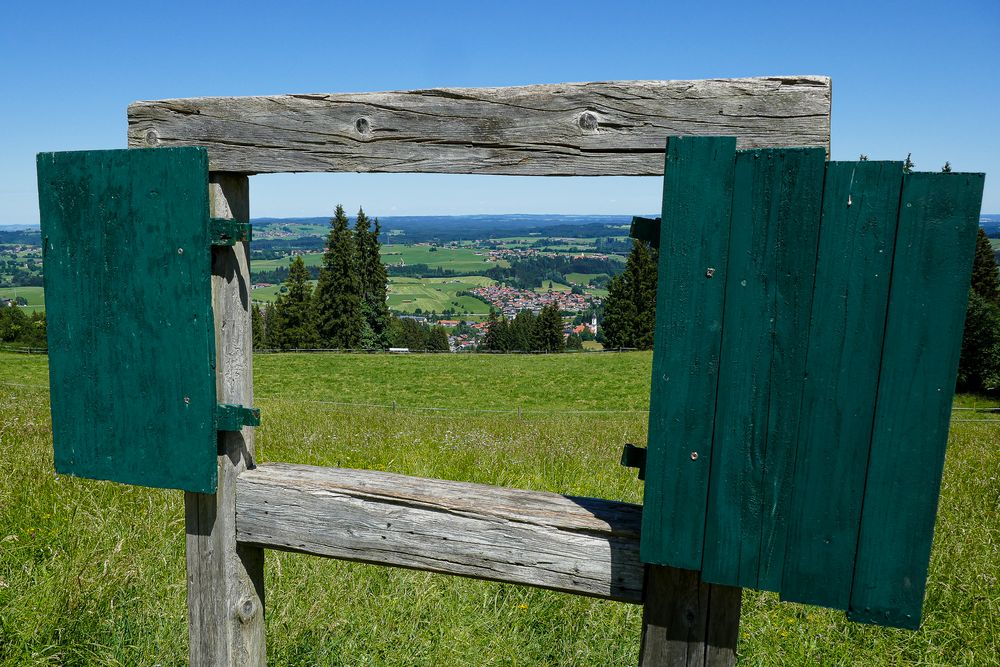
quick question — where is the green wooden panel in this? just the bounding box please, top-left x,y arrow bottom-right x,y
780,161 -> 903,608
700,148 -> 826,589
848,171 -> 985,629
37,147 -> 219,493
640,136 -> 737,569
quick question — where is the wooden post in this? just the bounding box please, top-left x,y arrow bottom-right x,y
184,173 -> 266,666
639,565 -> 741,667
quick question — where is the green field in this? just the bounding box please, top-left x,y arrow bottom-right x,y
254,245 -> 505,276
0,286 -> 45,313
1,352 -> 998,665
251,280 -> 318,303
381,244 -> 506,272
387,276 -> 493,314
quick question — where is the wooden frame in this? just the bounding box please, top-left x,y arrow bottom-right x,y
128,76 -> 832,667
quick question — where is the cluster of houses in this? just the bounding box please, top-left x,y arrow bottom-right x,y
468,284 -> 599,317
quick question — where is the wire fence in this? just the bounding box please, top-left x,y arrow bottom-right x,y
1,379 -> 998,421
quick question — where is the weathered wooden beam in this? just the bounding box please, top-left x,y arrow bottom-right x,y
235,463 -> 645,603
185,174 -> 266,666
128,77 -> 831,175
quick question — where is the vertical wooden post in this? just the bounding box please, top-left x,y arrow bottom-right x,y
639,565 -> 741,667
185,173 -> 266,666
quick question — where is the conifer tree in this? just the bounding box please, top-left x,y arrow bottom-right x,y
970,228 -> 1000,305
271,256 -> 318,349
315,205 -> 364,349
482,308 -> 504,351
537,303 -> 564,352
251,304 -> 265,349
958,228 -> 1000,394
602,239 -> 658,349
353,209 -> 391,348
263,303 -> 279,349
426,325 -> 450,351
509,310 -> 539,352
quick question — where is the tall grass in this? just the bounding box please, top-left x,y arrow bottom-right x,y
0,352 -> 997,665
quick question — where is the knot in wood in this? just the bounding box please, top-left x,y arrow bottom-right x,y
236,597 -> 256,624
144,129 -> 159,146
355,117 -> 371,136
578,112 -> 599,131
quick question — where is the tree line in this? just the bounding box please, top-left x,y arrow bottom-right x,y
253,206 -> 390,350
0,307 -> 46,348
479,304 -> 570,352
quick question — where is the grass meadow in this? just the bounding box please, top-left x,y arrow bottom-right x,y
0,287 -> 45,314
253,245 -> 505,276
0,351 -> 997,665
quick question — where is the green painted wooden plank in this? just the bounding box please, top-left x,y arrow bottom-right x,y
37,147 -> 219,493
780,161 -> 903,609
848,171 -> 985,629
700,148 -> 826,589
640,136 -> 737,570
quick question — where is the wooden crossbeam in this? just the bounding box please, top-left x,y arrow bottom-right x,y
235,463 -> 645,603
127,77 -> 831,176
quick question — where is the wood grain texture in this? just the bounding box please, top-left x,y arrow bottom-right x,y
37,147 -> 218,493
641,136 -> 737,570
127,77 -> 831,175
780,161 -> 903,609
848,172 -> 985,629
638,565 -> 741,667
235,463 -> 645,603
185,174 -> 266,666
701,148 -> 826,591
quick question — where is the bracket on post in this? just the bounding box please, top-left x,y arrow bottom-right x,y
215,404 -> 261,432
621,443 -> 647,481
629,216 -> 661,249
210,218 -> 252,246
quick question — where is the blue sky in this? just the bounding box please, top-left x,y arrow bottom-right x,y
2,0 -> 997,225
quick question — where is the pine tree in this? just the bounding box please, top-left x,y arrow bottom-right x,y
482,308 -> 505,351
251,304 -> 265,349
509,310 -> 539,351
970,228 -> 1000,305
354,210 -> 391,348
903,153 -> 915,173
601,239 -> 658,349
426,325 -> 450,351
263,303 -> 279,349
537,303 -> 564,352
957,291 -> 1000,393
271,256 -> 318,349
315,205 -> 364,349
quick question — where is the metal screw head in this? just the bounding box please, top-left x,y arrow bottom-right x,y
690,451 -> 699,461
177,247 -> 184,254
705,268 -> 716,278
183,396 -> 190,405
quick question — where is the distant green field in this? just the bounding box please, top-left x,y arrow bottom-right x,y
381,244 -> 506,272
533,281 -> 571,293
565,272 -> 609,285
388,276 -> 493,314
254,245 -> 506,275
251,280 -> 318,303
0,286 -> 45,313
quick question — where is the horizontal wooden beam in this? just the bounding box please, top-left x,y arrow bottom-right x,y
127,77 -> 831,176
235,463 -> 645,603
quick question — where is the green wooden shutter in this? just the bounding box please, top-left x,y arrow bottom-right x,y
37,147 -> 219,493
639,137 -> 985,629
